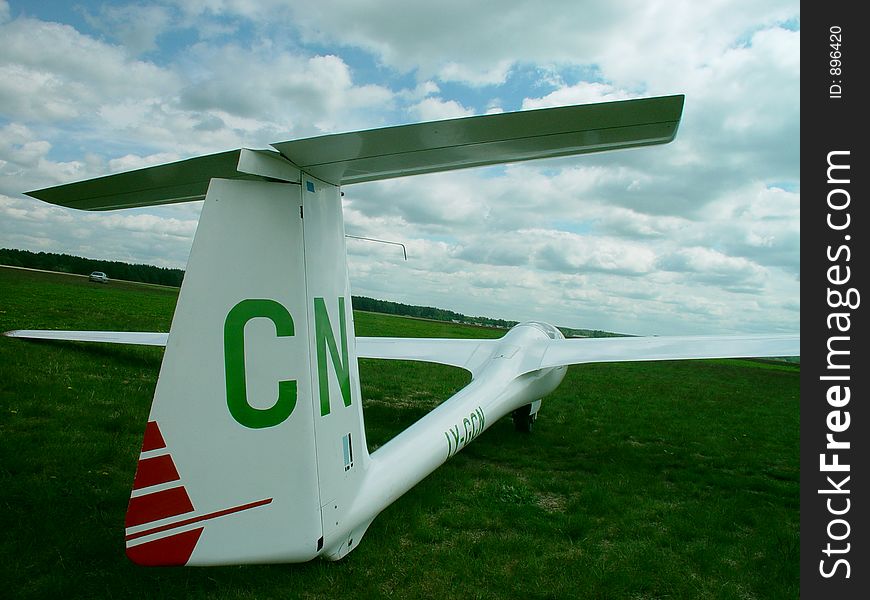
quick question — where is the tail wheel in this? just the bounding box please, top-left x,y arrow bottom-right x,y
512,404 -> 535,433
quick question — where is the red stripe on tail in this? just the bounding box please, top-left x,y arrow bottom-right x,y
132,455 -> 181,490
141,421 -> 166,452
126,527 -> 203,566
126,498 -> 273,541
126,486 -> 194,528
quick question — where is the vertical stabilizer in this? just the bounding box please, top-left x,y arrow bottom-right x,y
125,177 -> 367,565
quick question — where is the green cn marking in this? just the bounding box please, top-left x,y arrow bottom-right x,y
224,299 -> 297,429
314,297 -> 351,416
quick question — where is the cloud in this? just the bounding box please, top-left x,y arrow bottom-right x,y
157,0 -> 621,86
178,0 -> 799,93
82,3 -> 172,55
533,230 -> 658,276
657,246 -> 767,293
522,82 -> 634,109
277,0 -> 625,85
594,207 -> 689,239
346,173 -> 491,233
178,48 -> 395,135
437,60 -> 513,87
0,16 -> 178,123
107,152 -> 185,173
0,9 -> 402,166
0,123 -> 96,194
701,183 -> 800,274
410,97 -> 474,121
590,1 -> 798,91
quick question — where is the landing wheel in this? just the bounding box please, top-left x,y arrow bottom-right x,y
512,404 -> 535,433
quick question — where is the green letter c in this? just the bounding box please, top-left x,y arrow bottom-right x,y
224,299 -> 297,429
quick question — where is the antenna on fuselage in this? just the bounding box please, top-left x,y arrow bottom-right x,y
345,235 -> 408,261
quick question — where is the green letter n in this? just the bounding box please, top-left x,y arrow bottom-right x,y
314,296 -> 351,416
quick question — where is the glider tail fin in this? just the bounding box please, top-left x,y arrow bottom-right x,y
125,176 -> 369,566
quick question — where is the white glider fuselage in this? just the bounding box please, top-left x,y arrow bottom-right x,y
327,322 -> 566,558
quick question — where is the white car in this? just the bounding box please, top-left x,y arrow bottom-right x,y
88,271 -> 109,283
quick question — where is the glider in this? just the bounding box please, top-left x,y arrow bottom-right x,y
6,95 -> 799,566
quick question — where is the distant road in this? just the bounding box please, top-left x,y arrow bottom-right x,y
0,264 -> 180,290
1,264 -> 84,277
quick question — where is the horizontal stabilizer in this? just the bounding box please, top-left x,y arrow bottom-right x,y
3,329 -> 169,346
25,95 -> 683,210
273,95 -> 684,185
26,150 -> 262,211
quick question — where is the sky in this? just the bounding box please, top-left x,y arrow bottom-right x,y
0,0 -> 800,336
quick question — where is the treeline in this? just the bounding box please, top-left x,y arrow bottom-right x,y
352,296 -> 518,329
352,296 -> 625,337
2,248 -> 622,337
559,327 -> 628,339
0,248 -> 184,287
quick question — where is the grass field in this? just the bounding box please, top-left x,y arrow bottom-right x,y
0,266 -> 799,599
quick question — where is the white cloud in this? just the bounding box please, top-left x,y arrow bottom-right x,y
595,208 -> 689,239
0,9 -> 403,167
175,46 -> 396,138
657,246 -> 767,293
192,0 -> 798,93
410,97 -> 475,121
0,124 -> 97,194
0,16 -> 178,123
703,184 -> 800,273
107,152 -> 184,173
591,1 -> 798,91
535,230 -> 659,276
522,82 -> 634,109
437,60 -> 513,87
82,4 -> 172,55
276,0 -> 625,85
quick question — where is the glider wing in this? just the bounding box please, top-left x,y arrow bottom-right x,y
3,329 -> 169,346
533,333 -> 799,373
4,330 -> 799,372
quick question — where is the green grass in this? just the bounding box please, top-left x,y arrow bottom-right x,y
0,266 -> 799,599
